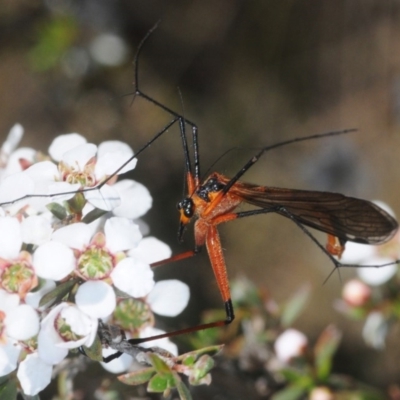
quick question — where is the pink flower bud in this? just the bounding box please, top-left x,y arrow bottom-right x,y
274,328 -> 308,363
342,279 -> 371,307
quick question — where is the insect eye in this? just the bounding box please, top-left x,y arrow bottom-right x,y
177,198 -> 194,218
206,177 -> 224,192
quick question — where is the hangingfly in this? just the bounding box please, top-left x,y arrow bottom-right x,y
124,27 -> 399,346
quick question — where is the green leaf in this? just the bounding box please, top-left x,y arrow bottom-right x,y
180,345 -> 223,365
118,367 -> 156,386
39,278 -> 79,307
82,335 -> 103,362
46,202 -> 68,220
0,379 -> 17,400
190,355 -> 214,384
29,16 -> 78,71
81,208 -> 108,224
148,353 -> 173,376
271,384 -> 306,400
147,374 -> 170,393
279,368 -> 305,383
314,325 -> 342,380
281,284 -> 311,327
175,373 -> 193,400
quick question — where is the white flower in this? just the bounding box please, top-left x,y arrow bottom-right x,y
0,290 -> 39,376
38,302 -> 98,364
274,329 -> 308,364
0,124 -> 24,163
47,136 -> 137,211
48,218 -> 154,298
362,311 -> 388,349
17,353 -> 52,396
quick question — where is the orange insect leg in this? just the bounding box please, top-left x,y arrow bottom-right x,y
206,224 -> 231,303
326,234 -> 345,258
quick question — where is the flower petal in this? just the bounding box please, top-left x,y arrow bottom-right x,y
75,281 -> 116,319
105,217 -> 142,253
25,280 -> 56,309
111,257 -> 154,298
0,172 -> 35,207
33,241 -> 75,280
0,339 -> 21,376
95,141 -> 136,178
52,222 -> 92,251
6,304 -> 39,340
147,280 -> 189,317
357,257 -> 397,286
0,217 -> 22,259
129,237 -> 171,264
21,216 -> 53,246
62,143 -> 97,170
1,123 -> 24,157
85,184 -> 121,211
49,133 -> 87,161
139,327 -> 178,356
112,180 -> 152,219
17,353 -> 52,396
101,350 -> 132,373
38,304 -> 69,364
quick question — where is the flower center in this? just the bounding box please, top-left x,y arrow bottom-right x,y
1,263 -> 37,296
113,298 -> 153,333
77,247 -> 114,279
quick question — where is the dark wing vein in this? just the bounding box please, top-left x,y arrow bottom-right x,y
228,181 -> 398,245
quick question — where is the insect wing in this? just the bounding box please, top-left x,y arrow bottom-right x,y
228,181 -> 398,245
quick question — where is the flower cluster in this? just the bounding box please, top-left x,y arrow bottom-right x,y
0,124 -> 190,396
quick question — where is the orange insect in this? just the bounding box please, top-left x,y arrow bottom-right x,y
124,28 -> 399,346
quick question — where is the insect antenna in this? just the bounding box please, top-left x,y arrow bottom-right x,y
222,128 -> 358,196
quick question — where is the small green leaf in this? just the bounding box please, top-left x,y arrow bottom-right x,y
281,284 -> 311,327
314,325 -> 342,380
179,345 -> 223,364
46,202 -> 68,220
182,354 -> 196,366
271,384 -> 306,400
0,379 -> 18,400
191,355 -> 214,384
175,373 -> 193,400
82,208 -> 108,224
148,353 -> 172,376
118,367 -> 156,386
82,335 -> 103,362
147,373 -> 169,393
39,278 -> 79,307
279,368 -> 305,383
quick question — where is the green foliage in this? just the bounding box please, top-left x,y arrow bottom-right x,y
29,16 -> 78,71
118,346 -> 222,400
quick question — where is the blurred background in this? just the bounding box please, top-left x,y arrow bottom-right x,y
1,1 -> 400,397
